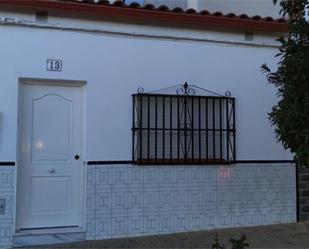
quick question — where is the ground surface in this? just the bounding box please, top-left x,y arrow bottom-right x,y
20,222 -> 309,249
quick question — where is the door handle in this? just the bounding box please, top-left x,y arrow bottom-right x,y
48,168 -> 56,174
74,155 -> 80,160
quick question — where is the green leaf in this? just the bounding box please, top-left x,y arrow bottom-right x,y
262,0 -> 309,165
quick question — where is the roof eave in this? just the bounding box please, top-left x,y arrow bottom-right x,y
0,0 -> 289,33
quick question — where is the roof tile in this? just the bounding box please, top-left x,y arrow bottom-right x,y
212,11 -> 223,17
64,0 -> 287,25
143,3 -> 155,10
251,15 -> 262,21
112,0 -> 125,7
263,16 -> 275,22
225,13 -> 237,18
185,8 -> 197,14
172,7 -> 184,13
129,2 -> 141,8
0,0 -> 288,32
199,10 -> 210,16
238,13 -> 250,19
97,0 -> 110,5
157,5 -> 170,11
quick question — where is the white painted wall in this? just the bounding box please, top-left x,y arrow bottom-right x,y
0,10 -> 291,162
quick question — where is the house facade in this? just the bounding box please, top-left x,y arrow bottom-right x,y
0,0 -> 298,248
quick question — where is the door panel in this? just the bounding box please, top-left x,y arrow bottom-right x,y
32,94 -> 72,162
30,176 -> 71,215
17,83 -> 84,230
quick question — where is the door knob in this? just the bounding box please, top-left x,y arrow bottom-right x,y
74,155 -> 80,160
48,168 -> 56,174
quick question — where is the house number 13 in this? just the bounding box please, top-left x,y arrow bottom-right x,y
47,59 -> 62,72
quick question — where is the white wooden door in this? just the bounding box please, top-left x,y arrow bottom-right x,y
17,83 -> 84,230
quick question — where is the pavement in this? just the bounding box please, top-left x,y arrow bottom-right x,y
20,222 -> 309,249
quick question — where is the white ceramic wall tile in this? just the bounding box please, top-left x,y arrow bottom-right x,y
128,191 -> 143,212
0,170 -> 15,191
111,190 -> 129,213
128,167 -> 143,189
0,221 -> 14,248
84,163 -> 296,240
87,166 -> 96,188
97,166 -> 113,191
143,214 -> 159,235
86,187 -> 96,214
158,168 -> 174,187
0,148 -> 296,245
128,214 -> 143,236
86,214 -> 96,240
204,210 -> 217,229
189,213 -> 203,231
112,166 -> 128,189
96,191 -> 112,215
111,215 -> 128,238
96,215 -> 112,239
174,212 -> 189,232
0,168 -> 15,249
86,167 -> 96,240
158,189 -> 174,212
143,168 -> 159,188
159,213 -> 174,233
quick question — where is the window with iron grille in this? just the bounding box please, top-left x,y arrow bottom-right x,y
132,83 -> 236,164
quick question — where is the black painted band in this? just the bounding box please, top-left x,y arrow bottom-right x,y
87,160 -> 132,165
87,159 -> 295,165
234,160 -> 295,164
0,162 -> 15,166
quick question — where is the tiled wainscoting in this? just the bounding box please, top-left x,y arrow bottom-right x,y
0,163 -> 297,248
0,167 -> 15,249
86,163 -> 296,240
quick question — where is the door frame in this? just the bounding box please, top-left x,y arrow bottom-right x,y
15,78 -> 87,233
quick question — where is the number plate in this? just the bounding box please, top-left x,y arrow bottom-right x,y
46,59 -> 62,72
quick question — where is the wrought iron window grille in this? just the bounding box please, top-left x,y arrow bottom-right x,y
132,83 -> 236,165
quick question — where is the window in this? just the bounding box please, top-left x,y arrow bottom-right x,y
132,83 -> 236,164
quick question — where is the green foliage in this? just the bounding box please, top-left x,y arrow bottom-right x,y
262,0 -> 309,165
230,234 -> 250,249
212,234 -> 249,249
212,236 -> 226,249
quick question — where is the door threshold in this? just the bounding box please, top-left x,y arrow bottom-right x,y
15,226 -> 84,236
13,227 -> 86,247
